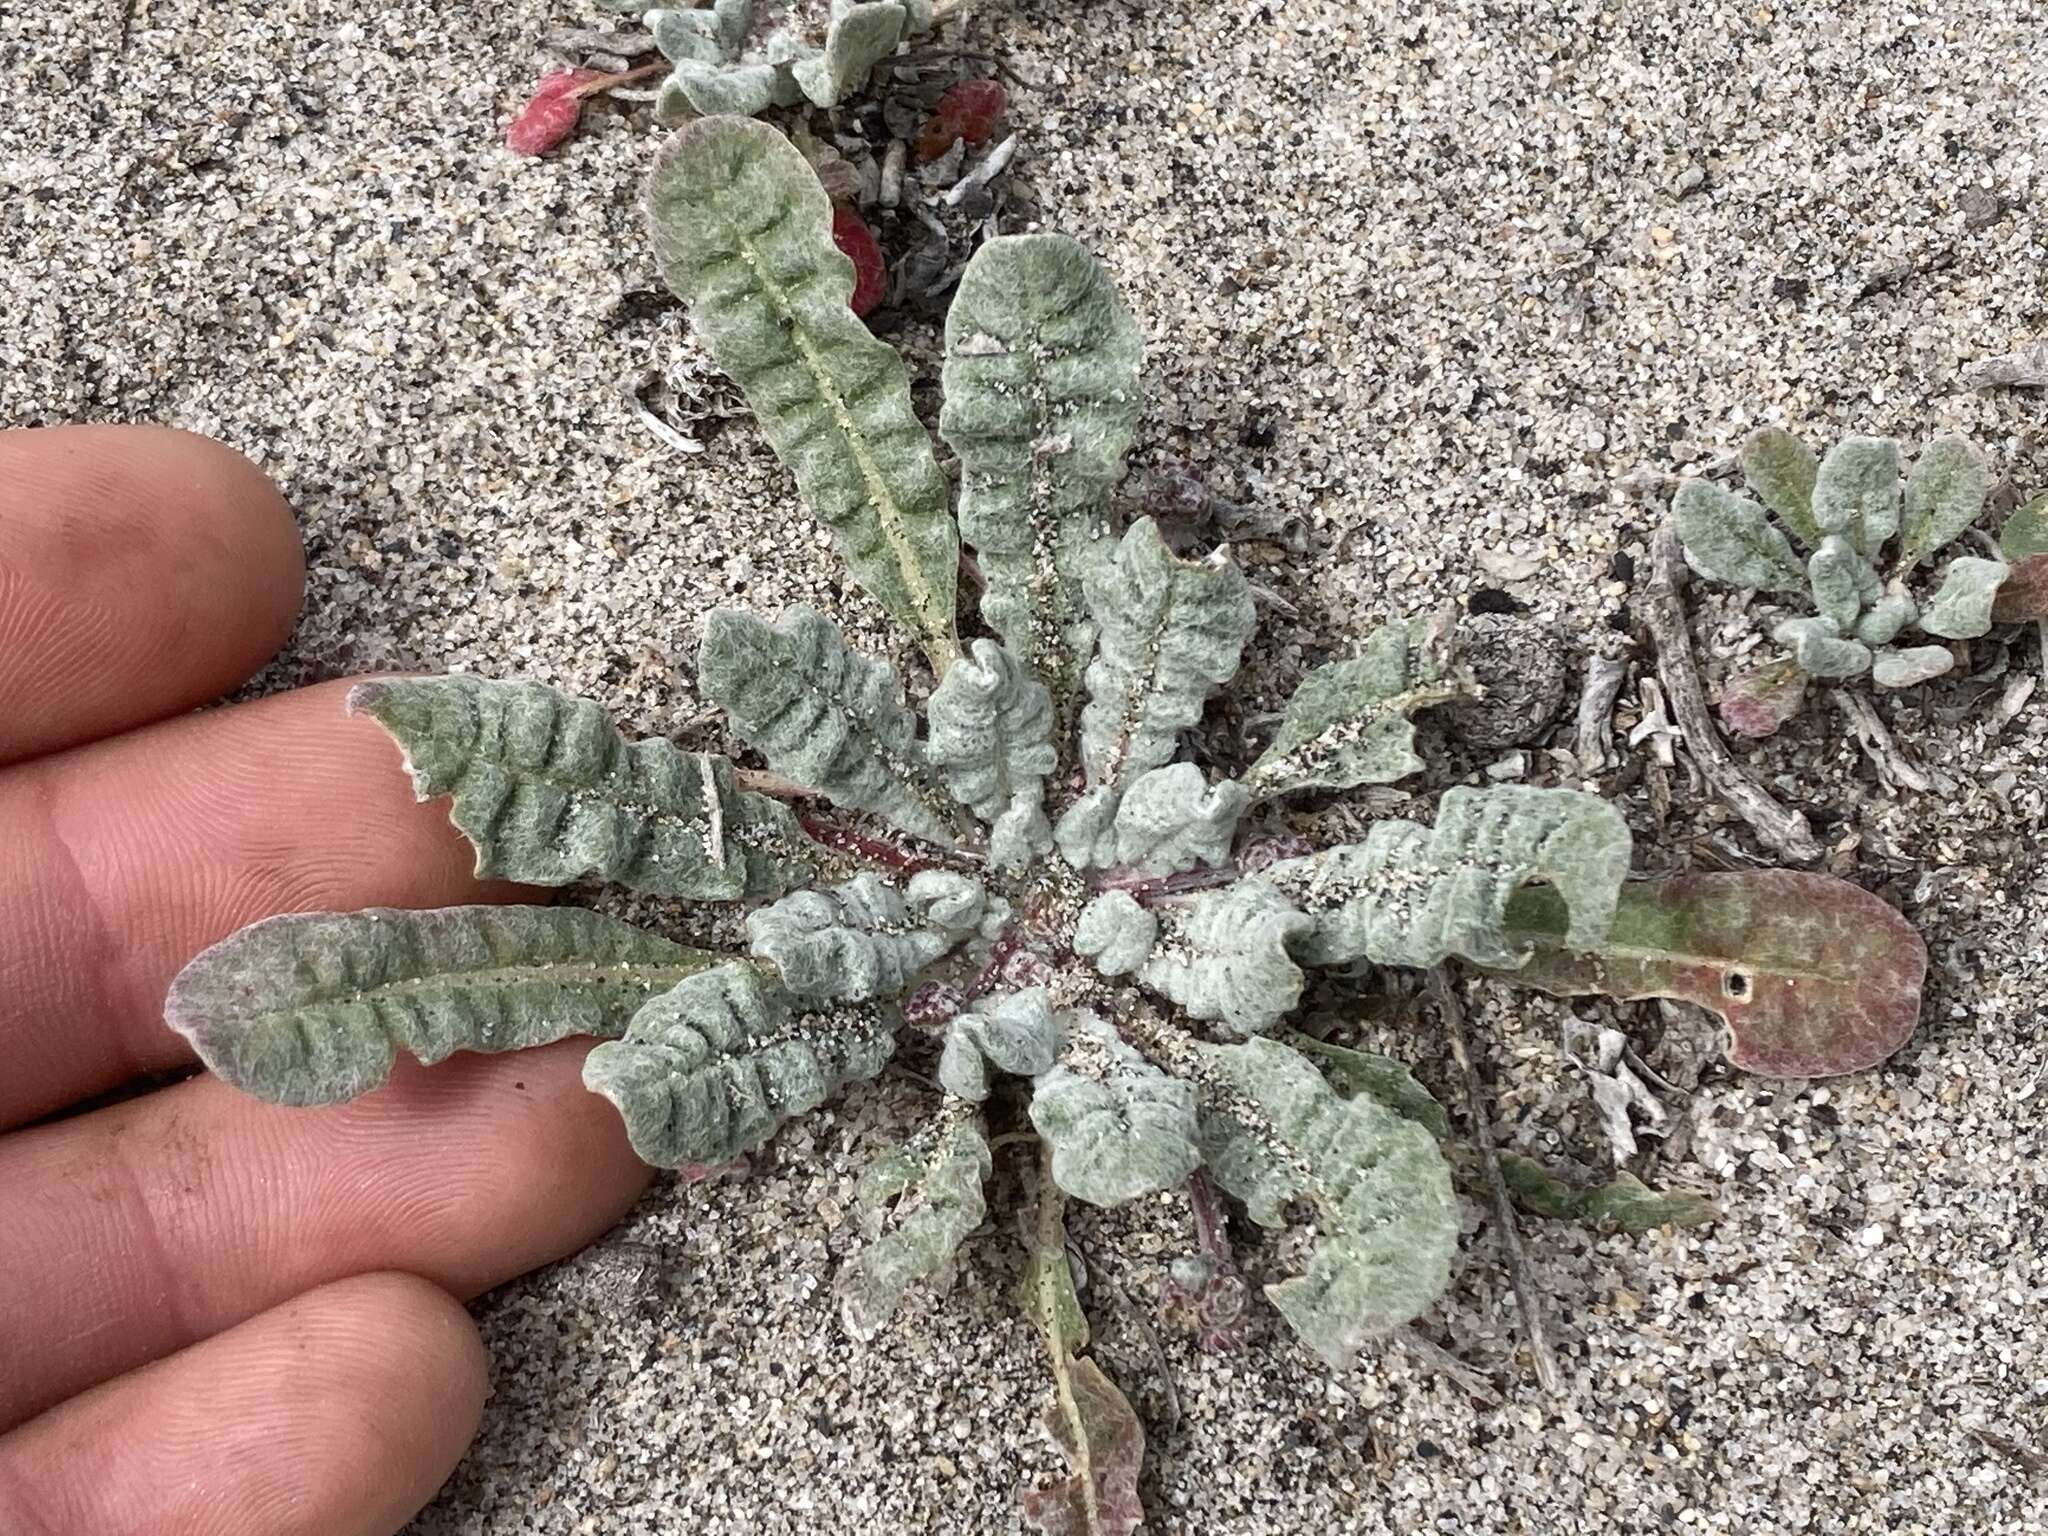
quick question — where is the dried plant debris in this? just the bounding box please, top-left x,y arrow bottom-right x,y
1963,338 -> 2048,392
160,109 -> 1938,1527
1672,429 -> 2039,738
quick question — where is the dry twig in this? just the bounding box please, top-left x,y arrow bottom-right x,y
1574,644 -> 1631,772
1427,969 -> 1562,1396
1643,525 -> 1821,862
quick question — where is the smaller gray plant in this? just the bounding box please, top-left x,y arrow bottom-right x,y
1674,429 -> 2018,724
643,0 -> 934,119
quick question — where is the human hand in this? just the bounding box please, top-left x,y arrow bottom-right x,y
0,426 -> 651,1534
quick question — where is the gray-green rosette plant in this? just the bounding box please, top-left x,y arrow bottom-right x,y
164,122 -> 1927,1479
641,0 -> 936,119
1673,429 -> 2022,734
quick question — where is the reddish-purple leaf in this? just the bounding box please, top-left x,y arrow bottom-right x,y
1020,1356 -> 1146,1536
831,206 -> 888,317
915,79 -> 1009,162
1717,655 -> 1808,739
508,69 -> 602,157
1501,872 -> 1926,1078
1990,554 -> 2048,622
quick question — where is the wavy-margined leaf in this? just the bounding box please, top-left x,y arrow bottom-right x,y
938,987 -> 1063,1100
1137,880 -> 1311,1035
925,639 -> 1055,867
1807,536 -> 1880,634
747,871 -> 988,1000
168,907 -> 723,1106
1266,785 -> 1630,970
1870,644 -> 1954,688
1498,871 -> 1925,1078
837,1107 -> 991,1341
1284,1032 -> 1452,1141
940,234 -> 1144,708
1196,1037 -> 1457,1369
1078,518 -> 1255,794
1019,1355 -> 1146,1536
1812,434 -> 1901,554
582,960 -> 895,1167
1917,556 -> 2008,639
1028,1013 -> 1200,1206
1853,587 -> 1917,646
1672,481 -> 1804,592
1495,1155 -> 1716,1233
649,116 -> 959,662
1896,434 -> 1990,569
350,676 -> 828,900
700,607 -> 960,844
1772,616 -> 1872,678
649,2 -> 803,119
789,0 -> 922,108
1099,762 -> 1248,875
1243,618 -> 1464,797
1741,426 -> 1821,549
1072,891 -> 1157,976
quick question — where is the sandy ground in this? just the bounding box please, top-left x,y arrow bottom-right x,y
5,1 -> 2047,1531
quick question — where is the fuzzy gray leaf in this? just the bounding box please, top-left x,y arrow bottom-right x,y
1286,1033 -> 1453,1141
938,987 -> 1064,1101
1852,587 -> 1917,646
1029,1014 -> 1201,1206
650,3 -> 806,119
1079,518 -> 1256,794
790,1 -> 917,107
1772,616 -> 1872,678
1740,426 -> 1821,549
169,907 -> 723,1106
1073,891 -> 1158,976
1917,556 -> 2008,640
700,606 -> 958,844
1051,785 -> 1120,869
350,676 -> 826,900
1267,785 -> 1631,970
582,961 -> 895,1168
940,235 -> 1144,705
1812,435 -> 1901,554
1196,1037 -> 1457,1369
747,872 -> 980,1000
837,1109 -> 991,1341
1870,645 -> 1955,688
1672,480 -> 1805,592
1138,880 -> 1312,1035
1243,618 -> 1462,797
1108,763 -> 1249,876
1806,536 -> 1880,635
1895,435 -> 1990,570
2002,492 -> 2048,560
649,117 -> 958,661
925,639 -> 1055,862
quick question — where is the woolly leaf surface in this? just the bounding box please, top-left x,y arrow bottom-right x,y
1028,1013 -> 1200,1206
350,676 -> 825,899
1137,880 -> 1311,1035
1896,434 -> 1990,569
937,987 -> 1063,1100
837,1109 -> 991,1341
1870,645 -> 1954,688
1671,481 -> 1804,592
700,606 -> 957,844
1286,1033 -> 1453,1141
1772,616 -> 1871,678
790,1 -> 917,107
1806,536 -> 1879,635
940,234 -> 1143,707
649,116 -> 958,660
1105,762 -> 1248,876
582,960 -> 895,1167
1811,434 -> 1901,553
168,906 -> 721,1106
1917,555 -> 2008,639
1244,619 -> 1462,796
1072,891 -> 1157,976
1077,518 -> 1255,793
925,639 -> 1055,862
1740,426 -> 1821,548
747,871 -> 983,1000
1267,785 -> 1630,970
1196,1037 -> 1457,1369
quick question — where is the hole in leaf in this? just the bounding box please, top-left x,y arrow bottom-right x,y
1723,970 -> 1750,1000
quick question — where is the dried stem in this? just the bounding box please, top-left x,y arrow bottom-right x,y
1427,968 -> 1563,1396
1643,524 -> 1822,862
1396,1327 -> 1503,1407
1574,642 -> 1631,772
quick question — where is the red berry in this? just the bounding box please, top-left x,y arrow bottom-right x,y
914,78 -> 1007,163
832,206 -> 888,317
507,69 -> 601,157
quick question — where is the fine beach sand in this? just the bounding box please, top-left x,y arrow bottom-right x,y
5,2 -> 2046,1531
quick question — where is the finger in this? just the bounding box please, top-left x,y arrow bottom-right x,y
0,679 -> 527,1129
0,425 -> 304,764
0,1040 -> 649,1432
0,1272 -> 484,1536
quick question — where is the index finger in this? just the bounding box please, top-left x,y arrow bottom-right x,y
0,425 -> 304,763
